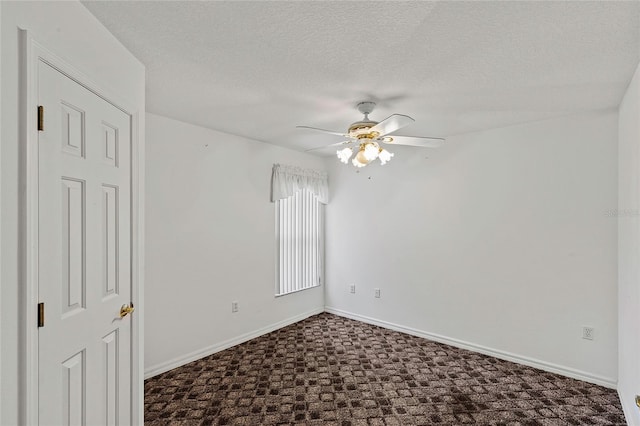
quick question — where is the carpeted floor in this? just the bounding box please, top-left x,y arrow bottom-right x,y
144,313 -> 626,425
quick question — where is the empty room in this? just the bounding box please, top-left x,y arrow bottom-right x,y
1,1 -> 639,425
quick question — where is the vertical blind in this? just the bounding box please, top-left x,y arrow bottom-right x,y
276,188 -> 323,296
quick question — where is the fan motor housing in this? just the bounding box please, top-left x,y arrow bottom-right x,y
348,120 -> 379,139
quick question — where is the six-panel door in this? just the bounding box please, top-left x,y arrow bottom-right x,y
38,61 -> 133,426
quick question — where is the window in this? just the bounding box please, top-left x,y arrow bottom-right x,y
275,188 -> 324,296
271,163 -> 328,296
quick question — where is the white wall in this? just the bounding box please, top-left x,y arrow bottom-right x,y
618,62 -> 640,425
144,113 -> 325,376
325,112 -> 619,387
0,2 -> 144,424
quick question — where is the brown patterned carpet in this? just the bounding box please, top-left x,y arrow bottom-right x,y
144,313 -> 626,425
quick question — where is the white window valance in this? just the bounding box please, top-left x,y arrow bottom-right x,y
271,164 -> 329,204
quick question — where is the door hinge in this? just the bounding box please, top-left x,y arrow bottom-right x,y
37,302 -> 45,327
37,106 -> 44,131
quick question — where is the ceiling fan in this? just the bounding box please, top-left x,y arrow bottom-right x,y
297,101 -> 445,168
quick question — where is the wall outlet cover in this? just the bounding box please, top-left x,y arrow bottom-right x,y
582,326 -> 594,340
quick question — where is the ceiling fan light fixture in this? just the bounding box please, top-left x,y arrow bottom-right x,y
363,142 -> 380,161
352,149 -> 370,167
378,148 -> 394,165
337,147 -> 353,164
352,158 -> 367,168
298,100 -> 443,169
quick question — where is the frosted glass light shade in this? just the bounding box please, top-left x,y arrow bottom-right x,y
337,147 -> 353,164
336,142 -> 394,168
352,158 -> 367,167
378,149 -> 394,165
352,149 -> 369,167
363,143 -> 379,161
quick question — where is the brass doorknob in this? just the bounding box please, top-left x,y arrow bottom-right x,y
120,303 -> 135,318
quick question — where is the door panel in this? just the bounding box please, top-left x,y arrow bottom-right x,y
61,350 -> 86,426
102,184 -> 119,299
60,177 -> 86,316
38,60 -> 133,426
60,102 -> 85,158
102,329 -> 119,426
101,123 -> 119,167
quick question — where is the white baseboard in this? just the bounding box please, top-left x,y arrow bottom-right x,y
144,307 -> 324,379
145,305 -> 617,390
324,307 -> 617,389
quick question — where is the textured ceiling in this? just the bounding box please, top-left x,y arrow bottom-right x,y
83,1 -> 640,153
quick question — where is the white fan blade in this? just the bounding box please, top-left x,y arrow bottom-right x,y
305,140 -> 352,152
382,135 -> 445,148
369,114 -> 415,136
296,126 -> 347,137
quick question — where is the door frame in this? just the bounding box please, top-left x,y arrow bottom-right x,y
20,30 -> 145,425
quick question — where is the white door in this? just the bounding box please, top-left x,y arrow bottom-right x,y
37,60 -> 133,426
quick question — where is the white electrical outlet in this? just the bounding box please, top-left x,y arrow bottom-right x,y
231,301 -> 239,313
349,284 -> 356,294
582,326 -> 594,340
374,288 -> 381,298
